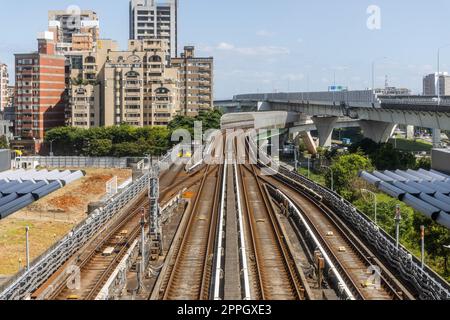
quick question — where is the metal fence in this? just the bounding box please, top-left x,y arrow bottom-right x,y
20,156 -> 129,169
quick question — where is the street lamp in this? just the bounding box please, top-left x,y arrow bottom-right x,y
49,140 -> 54,157
437,44 -> 450,106
420,225 -> 425,269
361,189 -> 378,225
322,165 -> 334,192
395,204 -> 402,249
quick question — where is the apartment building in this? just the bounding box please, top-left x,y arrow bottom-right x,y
129,0 -> 178,59
423,72 -> 450,96
12,32 -> 66,154
67,39 -> 119,128
0,63 -> 9,111
48,10 -> 100,53
103,39 -> 180,127
171,46 -> 213,116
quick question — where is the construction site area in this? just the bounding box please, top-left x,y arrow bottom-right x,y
0,168 -> 132,283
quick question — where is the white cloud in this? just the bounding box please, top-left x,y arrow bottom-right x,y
201,42 -> 290,56
256,30 -> 275,37
282,73 -> 305,81
217,42 -> 235,50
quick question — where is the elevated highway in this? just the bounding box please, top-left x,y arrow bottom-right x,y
225,90 -> 450,147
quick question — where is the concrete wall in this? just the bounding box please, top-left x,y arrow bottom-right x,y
0,149 -> 11,172
431,148 -> 450,174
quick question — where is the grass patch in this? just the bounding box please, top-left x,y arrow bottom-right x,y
388,138 -> 432,152
298,167 -> 327,186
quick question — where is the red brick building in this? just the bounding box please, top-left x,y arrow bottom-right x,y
12,32 -> 66,154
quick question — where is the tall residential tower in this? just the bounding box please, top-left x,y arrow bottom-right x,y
0,63 -> 9,111
48,9 -> 100,53
171,46 -> 214,116
129,0 -> 178,59
13,32 -> 66,154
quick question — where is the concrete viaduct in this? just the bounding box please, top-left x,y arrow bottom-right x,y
217,90 -> 450,150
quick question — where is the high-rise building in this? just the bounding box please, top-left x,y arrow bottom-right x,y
69,39 -> 180,128
103,39 -> 180,127
129,0 -> 178,59
0,63 -> 9,111
12,32 -> 66,154
48,10 -> 100,53
423,72 -> 450,96
171,46 -> 214,116
67,39 -> 119,128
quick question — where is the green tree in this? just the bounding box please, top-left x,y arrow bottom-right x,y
112,142 -> 143,157
412,214 -> 450,274
325,153 -> 373,201
415,157 -> 431,170
87,139 -> 113,157
0,136 -> 9,149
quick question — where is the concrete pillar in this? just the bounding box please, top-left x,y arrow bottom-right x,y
359,120 -> 397,143
294,131 -> 317,155
311,116 -> 338,148
406,125 -> 415,140
433,129 -> 441,148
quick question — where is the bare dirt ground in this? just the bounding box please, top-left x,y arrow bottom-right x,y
0,168 -> 132,277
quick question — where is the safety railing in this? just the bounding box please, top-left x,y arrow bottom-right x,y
276,165 -> 450,300
19,156 -> 128,169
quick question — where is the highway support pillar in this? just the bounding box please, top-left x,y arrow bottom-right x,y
311,116 -> 338,148
406,125 -> 415,140
293,131 -> 318,155
432,129 -> 442,148
359,120 -> 397,143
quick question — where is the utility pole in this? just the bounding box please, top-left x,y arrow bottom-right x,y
140,210 -> 146,288
148,162 -> 161,259
395,205 -> 402,249
294,146 -> 298,171
25,226 -> 30,270
421,225 -> 425,269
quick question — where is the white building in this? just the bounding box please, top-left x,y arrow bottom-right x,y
423,72 -> 450,96
0,63 -> 9,111
129,0 -> 178,60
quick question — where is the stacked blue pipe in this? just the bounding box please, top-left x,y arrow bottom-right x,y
360,169 -> 450,229
0,169 -> 86,220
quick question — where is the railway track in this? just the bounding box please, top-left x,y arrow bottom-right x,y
46,195 -> 148,300
235,138 -> 305,300
158,163 -> 223,300
247,134 -> 415,300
